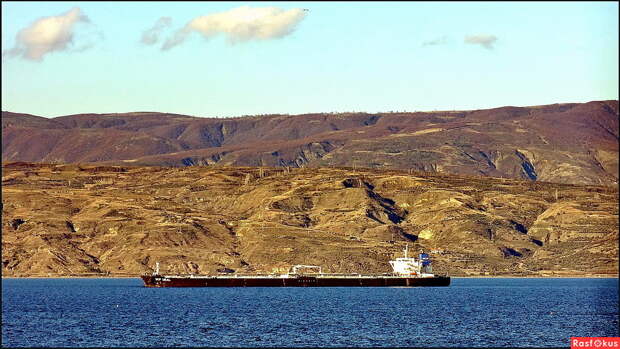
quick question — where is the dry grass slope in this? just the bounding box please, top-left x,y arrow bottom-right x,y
2,162 -> 617,277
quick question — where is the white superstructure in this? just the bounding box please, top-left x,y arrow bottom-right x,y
389,244 -> 434,277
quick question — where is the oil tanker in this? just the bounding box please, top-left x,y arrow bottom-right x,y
141,245 -> 450,287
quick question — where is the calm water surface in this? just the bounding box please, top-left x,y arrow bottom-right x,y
2,278 -> 618,347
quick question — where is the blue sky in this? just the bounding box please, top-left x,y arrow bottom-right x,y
1,1 -> 618,118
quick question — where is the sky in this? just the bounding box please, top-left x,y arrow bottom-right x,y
1,1 -> 618,118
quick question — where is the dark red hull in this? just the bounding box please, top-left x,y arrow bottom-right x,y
141,275 -> 451,287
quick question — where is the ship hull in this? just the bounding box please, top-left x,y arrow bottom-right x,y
141,275 -> 451,287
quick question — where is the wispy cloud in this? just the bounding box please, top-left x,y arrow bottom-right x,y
162,6 -> 308,51
422,36 -> 448,47
141,17 -> 172,45
3,7 -> 91,61
464,34 -> 498,49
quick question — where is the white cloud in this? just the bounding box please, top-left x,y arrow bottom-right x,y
422,36 -> 448,47
3,7 -> 91,61
141,17 -> 172,45
464,34 -> 498,49
162,6 -> 307,50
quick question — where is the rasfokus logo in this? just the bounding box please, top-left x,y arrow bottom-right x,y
571,337 -> 620,349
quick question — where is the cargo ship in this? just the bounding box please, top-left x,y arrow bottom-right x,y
141,245 -> 450,287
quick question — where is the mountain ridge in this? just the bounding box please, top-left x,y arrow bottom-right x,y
3,100 -> 618,186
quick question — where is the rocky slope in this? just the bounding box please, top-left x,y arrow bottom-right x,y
2,100 -> 618,186
2,162 -> 617,277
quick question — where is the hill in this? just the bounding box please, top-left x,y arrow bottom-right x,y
2,162 -> 617,277
2,100 -> 618,186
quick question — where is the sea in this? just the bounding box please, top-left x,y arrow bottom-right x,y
1,278 -> 618,348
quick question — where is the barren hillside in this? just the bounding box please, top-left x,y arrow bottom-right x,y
3,100 -> 618,186
2,162 -> 617,277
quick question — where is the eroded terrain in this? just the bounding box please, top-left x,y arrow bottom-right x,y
3,100 -> 618,186
2,162 -> 618,277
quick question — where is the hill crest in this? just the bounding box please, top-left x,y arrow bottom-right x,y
2,100 -> 618,186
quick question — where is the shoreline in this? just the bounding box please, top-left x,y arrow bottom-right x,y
3,275 -> 618,279
453,275 -> 619,278
2,276 -> 138,279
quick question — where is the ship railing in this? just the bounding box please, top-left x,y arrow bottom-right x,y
152,270 -> 451,278
289,265 -> 322,274
152,272 -> 404,278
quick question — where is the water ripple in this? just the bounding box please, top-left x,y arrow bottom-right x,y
2,278 -> 618,347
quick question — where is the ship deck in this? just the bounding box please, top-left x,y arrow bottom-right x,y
155,273 -> 438,279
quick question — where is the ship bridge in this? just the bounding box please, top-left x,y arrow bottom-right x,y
389,244 -> 434,276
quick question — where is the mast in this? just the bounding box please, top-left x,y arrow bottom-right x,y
405,243 -> 408,258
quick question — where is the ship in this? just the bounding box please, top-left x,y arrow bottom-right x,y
141,245 -> 450,287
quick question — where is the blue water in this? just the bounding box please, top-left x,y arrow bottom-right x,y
2,278 -> 618,348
